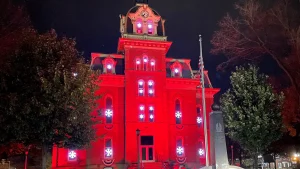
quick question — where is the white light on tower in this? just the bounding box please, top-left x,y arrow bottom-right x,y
139,105 -> 144,111
148,81 -> 153,86
150,114 -> 154,119
176,146 -> 184,155
175,111 -> 182,118
150,61 -> 155,66
137,23 -> 142,28
174,68 -> 179,73
149,89 -> 154,94
139,114 -> 144,119
148,24 -> 152,29
105,109 -> 113,117
143,58 -> 148,62
136,60 -> 141,64
105,148 -> 113,157
149,106 -> 154,111
198,149 -> 204,156
197,117 -> 202,124
138,81 -> 143,86
107,64 -> 112,69
139,89 -> 144,94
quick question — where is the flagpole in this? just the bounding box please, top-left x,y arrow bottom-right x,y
199,35 -> 209,166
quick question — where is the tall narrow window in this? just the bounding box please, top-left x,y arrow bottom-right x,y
176,137 -> 184,157
143,56 -> 148,71
138,80 -> 145,96
149,106 -> 154,122
136,20 -> 143,34
136,58 -> 141,70
68,150 -> 77,161
175,100 -> 182,124
147,20 -> 153,34
198,140 -> 205,157
105,97 -> 113,124
150,59 -> 155,71
148,80 -> 154,97
139,105 -> 145,122
196,107 -> 202,127
104,138 -> 113,158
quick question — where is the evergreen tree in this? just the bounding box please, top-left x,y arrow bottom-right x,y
221,65 -> 284,168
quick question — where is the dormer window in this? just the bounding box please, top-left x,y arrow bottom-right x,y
102,57 -> 116,74
171,62 -> 182,77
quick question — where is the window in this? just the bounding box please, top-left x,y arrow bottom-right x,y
148,80 -> 154,97
105,97 -> 113,124
68,150 -> 77,161
198,140 -> 205,157
149,106 -> 154,122
138,80 -> 145,96
150,59 -> 155,71
104,138 -> 113,158
175,100 -> 182,124
136,58 -> 141,70
196,107 -> 202,127
139,105 -> 145,122
176,137 -> 184,157
147,20 -> 153,34
143,56 -> 148,71
136,20 -> 143,34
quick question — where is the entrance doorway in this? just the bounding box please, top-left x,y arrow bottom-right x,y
141,136 -> 154,161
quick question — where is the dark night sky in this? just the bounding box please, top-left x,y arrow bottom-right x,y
25,0 -> 238,92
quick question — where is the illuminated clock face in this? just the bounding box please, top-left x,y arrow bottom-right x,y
141,11 -> 149,18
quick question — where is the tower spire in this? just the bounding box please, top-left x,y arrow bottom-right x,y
199,34 -> 209,167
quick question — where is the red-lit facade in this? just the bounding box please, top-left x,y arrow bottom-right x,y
52,2 -> 219,169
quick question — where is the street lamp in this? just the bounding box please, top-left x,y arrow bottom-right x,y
136,129 -> 140,169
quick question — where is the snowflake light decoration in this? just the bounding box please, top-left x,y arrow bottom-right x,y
175,111 -> 182,118
139,114 -> 144,119
198,149 -> 204,156
105,109 -> 113,117
105,148 -> 113,157
68,150 -> 77,160
150,114 -> 154,119
176,146 -> 184,155
197,117 -> 202,124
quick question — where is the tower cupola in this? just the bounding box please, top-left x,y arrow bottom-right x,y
119,2 -> 167,41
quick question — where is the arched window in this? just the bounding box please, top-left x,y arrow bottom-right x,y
139,105 -> 145,122
136,19 -> 143,34
175,100 -> 182,124
150,59 -> 155,71
198,140 -> 205,157
171,62 -> 182,77
196,107 -> 202,127
176,137 -> 184,157
147,20 -> 153,34
102,57 -> 115,74
138,80 -> 145,96
104,138 -> 113,159
136,58 -> 141,70
143,56 -> 148,71
105,97 -> 113,124
149,106 -> 154,122
148,80 -> 154,97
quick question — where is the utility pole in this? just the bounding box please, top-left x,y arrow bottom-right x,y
199,35 -> 209,166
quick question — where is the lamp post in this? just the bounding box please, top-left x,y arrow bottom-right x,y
231,145 -> 234,165
136,129 -> 140,169
198,35 -> 209,166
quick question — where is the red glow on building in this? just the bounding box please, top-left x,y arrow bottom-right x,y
52,2 -> 219,169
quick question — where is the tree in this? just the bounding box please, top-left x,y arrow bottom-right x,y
0,29 -> 100,169
211,0 -> 300,135
221,65 -> 284,169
